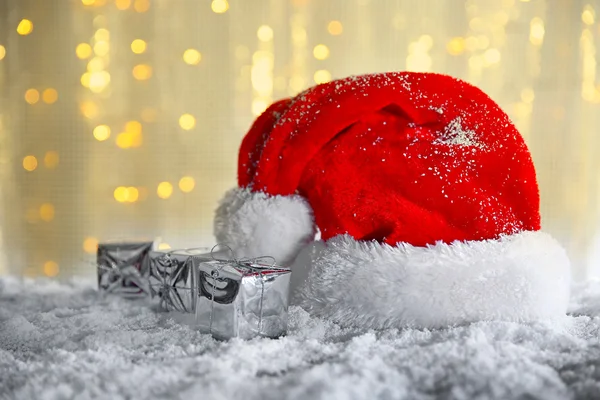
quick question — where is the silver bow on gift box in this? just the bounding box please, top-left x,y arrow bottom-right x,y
195,245 -> 292,340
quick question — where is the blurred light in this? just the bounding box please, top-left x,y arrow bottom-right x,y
115,0 -> 131,10
179,114 -> 196,130
76,43 -> 92,59
82,0 -> 95,5
0,45 -> 5,60
87,57 -> 105,72
251,99 -> 268,116
17,19 -> 33,36
158,243 -> 171,250
93,125 -> 111,141
131,39 -> 147,54
23,155 -> 38,172
80,101 -> 99,119
114,186 -> 129,202
44,151 -> 59,169
407,36 -> 433,72
134,0 -> 150,12
257,25 -> 274,42
483,48 -> 501,65
419,35 -> 433,50
157,182 -> 173,199
43,261 -> 59,277
529,17 -> 545,46
81,72 -> 91,87
183,49 -> 202,65
116,133 -> 133,148
89,71 -> 111,93
582,6 -> 595,25
313,44 -> 330,60
179,176 -> 195,193
211,0 -> 229,13
132,64 -> 152,80
42,88 -> 58,104
314,70 -> 331,84
251,51 -> 274,95
327,20 -> 343,35
94,29 -> 110,42
521,88 -> 535,103
125,120 -> 142,134
141,108 -> 157,122
24,89 -> 40,104
39,203 -> 55,222
38,203 -> 55,223
94,41 -> 110,57
127,187 -> 139,202
83,237 -> 98,254
446,37 -> 465,55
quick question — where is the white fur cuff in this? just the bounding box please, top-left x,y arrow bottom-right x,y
297,231 -> 571,329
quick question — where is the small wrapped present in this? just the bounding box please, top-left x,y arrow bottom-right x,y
195,257 -> 291,340
97,241 -> 154,297
148,248 -> 211,313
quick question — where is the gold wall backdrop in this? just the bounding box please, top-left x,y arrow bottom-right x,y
0,0 -> 599,280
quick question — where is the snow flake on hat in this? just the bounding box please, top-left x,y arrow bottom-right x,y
436,117 -> 484,149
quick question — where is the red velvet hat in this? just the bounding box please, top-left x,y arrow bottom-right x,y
215,72 -> 571,329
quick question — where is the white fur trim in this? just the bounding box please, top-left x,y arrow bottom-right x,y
297,231 -> 571,329
214,187 -> 315,264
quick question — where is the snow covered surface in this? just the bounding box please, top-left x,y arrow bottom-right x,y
2,277 -> 600,400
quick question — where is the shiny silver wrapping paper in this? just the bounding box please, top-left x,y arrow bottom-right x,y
195,260 -> 291,340
148,249 -> 211,313
97,241 -> 154,298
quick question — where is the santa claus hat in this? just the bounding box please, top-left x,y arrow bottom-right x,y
215,72 -> 571,329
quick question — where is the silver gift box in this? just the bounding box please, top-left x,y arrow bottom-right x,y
97,241 -> 154,298
148,249 -> 211,313
195,260 -> 291,340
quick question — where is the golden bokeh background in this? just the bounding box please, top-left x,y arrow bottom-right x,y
0,0 -> 598,280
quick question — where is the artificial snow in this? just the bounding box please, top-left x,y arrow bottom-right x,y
2,276 -> 600,400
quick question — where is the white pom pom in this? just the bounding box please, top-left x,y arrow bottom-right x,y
214,187 -> 315,265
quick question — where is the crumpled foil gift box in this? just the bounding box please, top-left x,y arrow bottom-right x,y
148,249 -> 211,313
195,260 -> 291,340
97,241 -> 154,297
